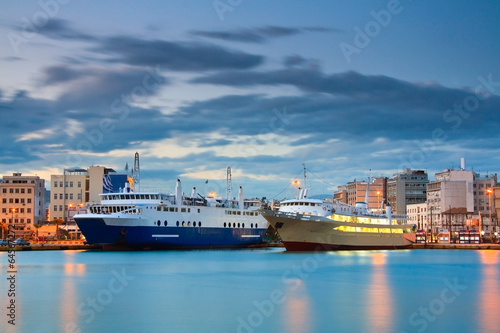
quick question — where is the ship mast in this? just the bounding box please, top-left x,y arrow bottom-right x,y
226,166 -> 232,200
133,152 -> 140,192
302,163 -> 307,190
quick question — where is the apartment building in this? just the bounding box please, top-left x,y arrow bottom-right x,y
406,202 -> 428,230
50,166 -> 128,222
0,173 -> 46,238
387,169 -> 428,215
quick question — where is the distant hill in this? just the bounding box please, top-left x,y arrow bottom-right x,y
308,194 -> 331,200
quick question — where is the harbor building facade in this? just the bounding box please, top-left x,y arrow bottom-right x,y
406,202 -> 428,230
50,166 -> 128,238
333,177 -> 387,211
387,169 -> 429,215
0,173 -> 46,238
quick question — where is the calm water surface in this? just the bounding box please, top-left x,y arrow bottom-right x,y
1,248 -> 499,333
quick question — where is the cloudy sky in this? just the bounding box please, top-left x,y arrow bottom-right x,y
1,0 -> 499,199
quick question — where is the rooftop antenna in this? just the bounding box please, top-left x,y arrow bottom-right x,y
133,152 -> 140,192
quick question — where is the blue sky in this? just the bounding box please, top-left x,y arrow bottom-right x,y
0,0 -> 499,198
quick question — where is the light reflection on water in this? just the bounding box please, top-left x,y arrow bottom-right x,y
368,252 -> 392,333
1,249 -> 499,333
478,251 -> 500,333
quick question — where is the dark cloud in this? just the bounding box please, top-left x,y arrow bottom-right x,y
2,56 -> 23,62
34,18 -> 96,41
93,36 -> 263,71
191,69 -> 483,111
190,26 -> 337,43
41,65 -> 89,85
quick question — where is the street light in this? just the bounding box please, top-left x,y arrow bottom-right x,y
376,191 -> 381,213
292,180 -> 300,199
10,208 -> 15,240
486,188 -> 493,243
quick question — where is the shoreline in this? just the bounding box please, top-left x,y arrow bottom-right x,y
1,242 -> 500,251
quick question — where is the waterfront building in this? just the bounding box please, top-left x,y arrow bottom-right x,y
333,185 -> 348,204
427,168 -> 474,233
50,166 -> 129,238
0,173 -> 46,238
387,169 -> 428,215
474,173 -> 497,231
343,177 -> 387,211
406,202 -> 428,230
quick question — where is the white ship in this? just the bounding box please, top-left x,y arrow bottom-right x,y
261,180 -> 415,251
74,165 -> 269,249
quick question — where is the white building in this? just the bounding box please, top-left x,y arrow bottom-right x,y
406,202 -> 428,230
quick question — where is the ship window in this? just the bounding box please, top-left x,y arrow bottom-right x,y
197,209 -> 200,213
233,223 -> 236,228
181,208 -> 186,213
188,221 -> 191,226
199,222 -> 202,227
242,223 -> 245,228
157,207 -> 161,211
193,222 -> 196,227
163,207 -> 167,211
255,223 -> 258,228
164,220 -> 167,226
120,195 -> 125,200
157,220 -> 161,226
251,223 -> 253,228
237,211 -> 241,215
176,221 -> 179,226
182,221 -> 185,227
238,223 -> 241,228
188,208 -> 191,213
224,222 -> 227,227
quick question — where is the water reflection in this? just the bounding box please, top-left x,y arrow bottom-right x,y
283,279 -> 311,333
367,252 -> 393,333
478,251 -> 500,333
60,255 -> 86,331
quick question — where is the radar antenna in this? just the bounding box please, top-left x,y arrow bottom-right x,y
133,152 -> 140,192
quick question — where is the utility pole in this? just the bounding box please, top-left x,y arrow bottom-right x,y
430,206 -> 433,243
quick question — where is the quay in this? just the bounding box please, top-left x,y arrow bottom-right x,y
0,241 -> 102,251
411,243 -> 500,250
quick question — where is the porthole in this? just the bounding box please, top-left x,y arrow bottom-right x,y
188,221 -> 191,227
164,220 -> 168,226
237,223 -> 240,228
233,223 -> 236,228
255,223 -> 258,228
224,222 -> 227,228
157,220 -> 161,226
199,222 -> 202,227
251,223 -> 253,228
176,221 -> 179,227
182,221 -> 185,227
242,223 -> 245,228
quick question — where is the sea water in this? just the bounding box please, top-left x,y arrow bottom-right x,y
1,248 -> 499,333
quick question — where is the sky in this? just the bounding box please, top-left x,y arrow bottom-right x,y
0,0 -> 499,199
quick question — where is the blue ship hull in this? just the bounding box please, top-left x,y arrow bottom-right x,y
75,217 -> 268,249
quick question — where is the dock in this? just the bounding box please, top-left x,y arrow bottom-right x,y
411,243 -> 500,250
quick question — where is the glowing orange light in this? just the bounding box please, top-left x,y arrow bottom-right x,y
292,180 -> 300,185
209,192 -> 216,198
11,208 -> 16,213
486,188 -> 493,194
